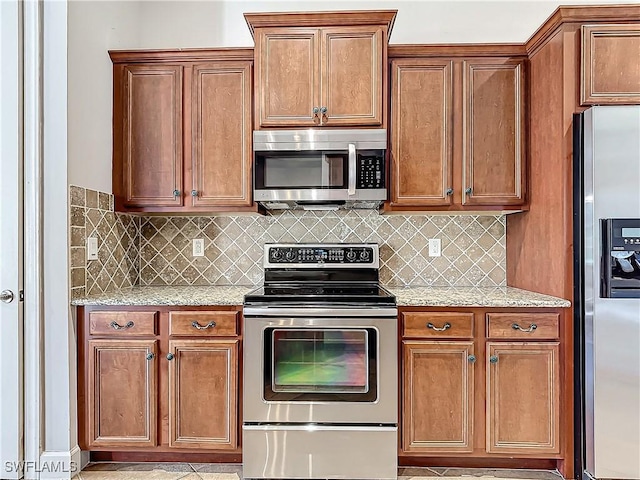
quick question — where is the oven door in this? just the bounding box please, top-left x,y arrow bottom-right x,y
243,314 -> 397,424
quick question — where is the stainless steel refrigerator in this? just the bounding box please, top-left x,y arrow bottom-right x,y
573,106 -> 640,480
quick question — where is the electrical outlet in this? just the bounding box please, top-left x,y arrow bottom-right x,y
192,239 -> 205,257
87,237 -> 99,261
428,238 -> 441,257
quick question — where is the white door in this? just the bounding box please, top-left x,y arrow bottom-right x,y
0,1 -> 24,479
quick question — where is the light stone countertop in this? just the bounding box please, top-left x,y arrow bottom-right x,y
387,286 -> 570,308
71,285 -> 570,308
71,285 -> 254,306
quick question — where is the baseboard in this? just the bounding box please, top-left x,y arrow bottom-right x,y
36,446 -> 82,480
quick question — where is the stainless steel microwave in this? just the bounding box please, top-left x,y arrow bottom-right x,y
253,129 -> 387,210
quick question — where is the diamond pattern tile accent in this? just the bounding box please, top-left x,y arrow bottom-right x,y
70,185 -> 507,292
68,186 -> 141,296
138,210 -> 506,287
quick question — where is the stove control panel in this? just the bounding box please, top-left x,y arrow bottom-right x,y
268,246 -> 375,264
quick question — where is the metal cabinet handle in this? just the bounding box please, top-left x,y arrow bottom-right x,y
166,353 -> 175,361
191,190 -> 198,197
320,106 -> 327,114
192,320 -> 216,330
446,188 -> 453,196
110,320 -> 134,330
146,352 -> 155,361
465,187 -> 472,195
512,323 -> 537,333
427,322 -> 451,332
468,355 -> 476,363
489,355 -> 498,364
173,189 -> 181,197
313,107 -> 320,114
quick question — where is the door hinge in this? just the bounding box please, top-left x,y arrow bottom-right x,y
19,290 -> 24,302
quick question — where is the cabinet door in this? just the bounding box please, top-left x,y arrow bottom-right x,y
390,59 -> 453,206
463,59 -> 525,206
320,26 -> 383,126
581,24 -> 640,105
87,339 -> 157,448
256,29 -> 319,127
122,65 -> 183,207
402,341 -> 474,453
486,342 -> 560,454
168,339 -> 238,449
191,63 -> 252,207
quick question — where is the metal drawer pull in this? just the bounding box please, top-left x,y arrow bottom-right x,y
166,353 -> 174,361
146,352 -> 155,361
468,355 -> 476,363
192,320 -> 216,330
427,322 -> 451,331
512,323 -> 537,333
489,355 -> 498,364
110,320 -> 134,330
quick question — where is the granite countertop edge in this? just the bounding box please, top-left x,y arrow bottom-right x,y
71,285 -> 570,308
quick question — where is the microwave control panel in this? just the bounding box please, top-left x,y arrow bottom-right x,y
357,156 -> 384,189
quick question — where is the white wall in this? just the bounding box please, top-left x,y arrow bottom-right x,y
67,1 -> 141,193
67,0 -> 638,194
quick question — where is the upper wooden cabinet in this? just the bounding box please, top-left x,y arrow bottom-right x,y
389,53 -> 526,211
463,59 -> 526,206
190,62 -> 253,207
390,59 -> 453,207
111,50 -> 254,213
121,65 -> 184,208
246,11 -> 396,129
581,24 -> 640,105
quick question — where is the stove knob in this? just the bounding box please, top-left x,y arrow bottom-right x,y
285,249 -> 296,261
359,250 -> 370,262
270,249 -> 282,261
346,249 -> 357,261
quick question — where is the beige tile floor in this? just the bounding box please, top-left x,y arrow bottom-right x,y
72,463 -> 565,480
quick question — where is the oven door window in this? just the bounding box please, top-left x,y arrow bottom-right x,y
264,327 -> 377,402
255,151 -> 348,189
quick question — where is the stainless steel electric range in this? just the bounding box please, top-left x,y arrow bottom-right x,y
242,243 -> 398,480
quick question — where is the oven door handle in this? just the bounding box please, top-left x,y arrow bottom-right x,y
243,424 -> 397,432
243,307 -> 398,317
348,143 -> 356,196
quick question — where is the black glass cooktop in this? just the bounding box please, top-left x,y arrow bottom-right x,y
243,283 -> 396,306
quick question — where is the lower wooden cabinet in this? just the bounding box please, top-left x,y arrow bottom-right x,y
79,306 -> 241,454
87,339 -> 158,448
400,308 -> 565,463
402,340 -> 475,453
486,342 -> 560,454
168,339 -> 238,449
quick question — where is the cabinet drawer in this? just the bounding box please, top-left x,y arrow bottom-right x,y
487,313 -> 559,339
169,311 -> 238,336
89,311 -> 157,336
402,312 -> 474,338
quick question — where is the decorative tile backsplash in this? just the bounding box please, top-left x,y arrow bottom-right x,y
139,212 -> 506,287
69,186 -> 140,299
69,186 -> 507,296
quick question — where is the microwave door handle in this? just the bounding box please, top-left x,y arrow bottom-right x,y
348,143 -> 356,196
